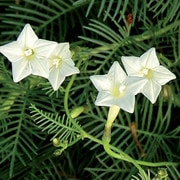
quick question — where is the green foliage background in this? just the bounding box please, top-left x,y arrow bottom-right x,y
0,0 -> 180,179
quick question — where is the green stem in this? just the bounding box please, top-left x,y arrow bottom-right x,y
83,131 -> 178,167
102,106 -> 149,178
64,61 -> 85,136
103,138 -> 149,179
109,144 -> 178,167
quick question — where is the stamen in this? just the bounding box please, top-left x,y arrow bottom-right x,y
24,49 -> 33,57
111,84 -> 126,97
53,59 -> 59,68
142,68 -> 149,75
140,67 -> 153,79
52,57 -> 62,68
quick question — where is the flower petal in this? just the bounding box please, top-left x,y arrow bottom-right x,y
90,75 -> 111,91
56,43 -> 71,59
141,80 -> 161,104
35,39 -> 57,58
12,60 -> 31,82
48,68 -> 65,91
121,56 -> 141,75
95,91 -> 135,113
140,48 -> 159,68
30,57 -> 49,78
114,93 -> 135,113
153,65 -> 176,85
108,61 -> 126,83
125,76 -> 147,95
17,24 -> 38,47
60,62 -> 79,76
94,91 -> 113,107
0,41 -> 22,62
48,61 -> 79,91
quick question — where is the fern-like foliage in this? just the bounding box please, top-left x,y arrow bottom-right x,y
0,0 -> 180,179
73,0 -> 180,25
30,104 -> 81,147
80,94 -> 179,179
0,0 -> 91,44
0,78 -> 43,178
74,1 -> 180,178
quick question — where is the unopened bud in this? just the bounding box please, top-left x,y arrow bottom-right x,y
162,85 -> 174,102
53,149 -> 63,156
52,138 -> 61,147
70,105 -> 89,118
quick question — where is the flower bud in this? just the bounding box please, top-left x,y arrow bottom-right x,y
52,138 -> 61,147
53,149 -> 63,156
162,84 -> 174,102
70,105 -> 89,118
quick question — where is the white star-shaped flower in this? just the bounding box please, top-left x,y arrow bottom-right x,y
48,43 -> 80,91
0,24 -> 57,82
121,48 -> 176,103
90,61 -> 146,113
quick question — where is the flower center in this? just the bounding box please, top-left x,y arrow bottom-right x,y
52,57 -> 63,68
111,84 -> 126,98
24,48 -> 35,60
141,68 -> 153,79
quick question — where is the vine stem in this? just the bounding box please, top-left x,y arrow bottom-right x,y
102,105 -> 149,178
103,138 -> 150,179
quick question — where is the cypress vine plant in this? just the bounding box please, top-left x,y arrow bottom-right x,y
0,0 -> 180,179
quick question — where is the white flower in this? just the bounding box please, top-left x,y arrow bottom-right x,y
121,48 -> 176,103
0,24 -> 57,82
90,61 -> 145,113
48,43 -> 80,91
